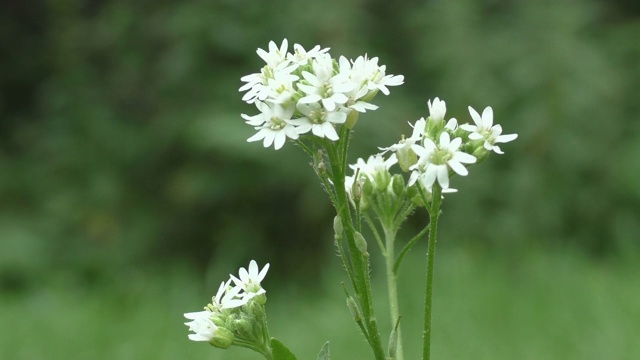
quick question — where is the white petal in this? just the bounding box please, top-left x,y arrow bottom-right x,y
435,165 -> 449,189
247,128 -> 268,143
496,133 -> 518,143
258,263 -> 270,282
322,122 -> 339,141
326,111 -> 347,124
482,107 -> 493,128
468,106 -> 482,127
448,160 -> 469,176
454,152 -> 477,164
322,98 -> 336,111
312,124 -> 324,137
263,132 -> 275,148
274,131 -> 286,150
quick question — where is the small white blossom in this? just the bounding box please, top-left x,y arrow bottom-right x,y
287,43 -> 330,65
291,102 -> 347,141
349,154 -> 398,182
427,97 -> 447,123
409,132 -> 476,190
345,154 -> 397,200
184,311 -> 218,342
210,280 -> 245,310
256,39 -> 290,68
243,101 -> 299,150
230,260 -> 270,302
298,54 -> 356,112
380,117 -> 426,154
461,106 -> 518,154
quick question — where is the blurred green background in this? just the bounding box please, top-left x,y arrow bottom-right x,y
1,0 -> 640,359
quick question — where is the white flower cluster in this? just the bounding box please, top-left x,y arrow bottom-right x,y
370,97 -> 518,194
184,260 -> 270,343
240,39 -> 404,150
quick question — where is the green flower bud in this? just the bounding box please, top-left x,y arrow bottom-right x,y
391,174 -> 406,198
373,170 -> 391,192
333,215 -> 343,239
354,231 -> 368,255
209,327 -> 234,349
345,109 -> 360,129
234,318 -> 255,341
387,317 -> 401,359
397,146 -> 418,172
346,295 -> 362,322
471,145 -> 490,163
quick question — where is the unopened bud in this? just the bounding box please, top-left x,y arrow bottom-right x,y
346,296 -> 362,322
345,109 -> 360,129
397,146 -> 418,172
391,174 -> 406,198
210,327 -> 234,349
333,215 -> 343,239
354,231 -> 368,255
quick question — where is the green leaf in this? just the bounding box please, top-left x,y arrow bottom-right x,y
271,338 -> 298,360
317,341 -> 330,360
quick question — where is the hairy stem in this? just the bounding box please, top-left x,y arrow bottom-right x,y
383,223 -> 404,360
422,185 -> 442,360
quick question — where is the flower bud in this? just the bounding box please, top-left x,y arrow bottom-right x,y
346,295 -> 362,322
397,146 -> 418,172
345,109 -> 360,129
391,174 -> 406,198
234,318 -> 255,341
209,327 -> 234,349
354,231 -> 368,255
373,170 -> 391,192
333,215 -> 343,237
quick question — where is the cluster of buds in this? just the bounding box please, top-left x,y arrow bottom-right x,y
240,39 -> 404,149
184,260 -> 270,350
347,97 -> 517,206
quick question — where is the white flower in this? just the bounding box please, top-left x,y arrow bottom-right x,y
243,101 -> 299,150
298,54 -> 356,112
230,260 -> 270,301
345,154 -> 397,200
210,280 -> 245,310
184,311 -> 218,342
380,117 -> 426,154
460,106 -> 518,154
427,97 -> 447,123
256,39 -> 290,68
337,56 -> 378,113
239,63 -> 299,104
287,43 -> 330,65
409,132 -> 476,190
360,57 -> 404,95
291,102 -> 347,141
349,154 -> 398,181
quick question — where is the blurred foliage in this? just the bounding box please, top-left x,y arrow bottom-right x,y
1,0 -> 640,289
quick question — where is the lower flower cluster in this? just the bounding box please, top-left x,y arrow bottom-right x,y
184,261 -> 271,351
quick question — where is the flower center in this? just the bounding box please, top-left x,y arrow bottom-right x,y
430,149 -> 452,165
269,116 -> 286,130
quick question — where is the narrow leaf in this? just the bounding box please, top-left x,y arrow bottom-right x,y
317,341 -> 330,360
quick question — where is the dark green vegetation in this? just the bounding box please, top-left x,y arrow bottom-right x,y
1,0 -> 639,358
1,247 -> 639,359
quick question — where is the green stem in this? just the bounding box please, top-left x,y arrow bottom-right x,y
383,223 -> 404,360
422,185 -> 442,360
326,139 -> 386,360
